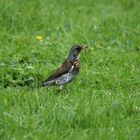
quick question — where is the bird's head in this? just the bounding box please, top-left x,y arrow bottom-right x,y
67,45 -> 87,62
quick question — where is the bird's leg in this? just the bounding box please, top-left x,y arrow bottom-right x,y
59,85 -> 63,90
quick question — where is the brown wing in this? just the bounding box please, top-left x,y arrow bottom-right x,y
43,60 -> 72,82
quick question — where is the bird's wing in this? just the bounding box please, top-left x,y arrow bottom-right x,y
42,61 -> 72,83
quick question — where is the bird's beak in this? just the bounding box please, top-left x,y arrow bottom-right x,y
81,45 -> 88,49
81,45 -> 88,55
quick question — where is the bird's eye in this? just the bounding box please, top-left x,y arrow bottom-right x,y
73,54 -> 77,57
76,46 -> 81,51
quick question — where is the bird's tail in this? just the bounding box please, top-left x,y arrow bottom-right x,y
41,80 -> 55,87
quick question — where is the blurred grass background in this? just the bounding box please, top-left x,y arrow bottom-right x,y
0,0 -> 140,139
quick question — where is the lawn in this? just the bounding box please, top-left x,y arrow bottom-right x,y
0,0 -> 140,139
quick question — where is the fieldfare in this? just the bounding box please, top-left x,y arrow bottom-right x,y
41,45 -> 86,89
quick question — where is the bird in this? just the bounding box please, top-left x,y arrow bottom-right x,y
41,45 -> 87,89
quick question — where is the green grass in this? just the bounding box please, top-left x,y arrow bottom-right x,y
0,0 -> 140,139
